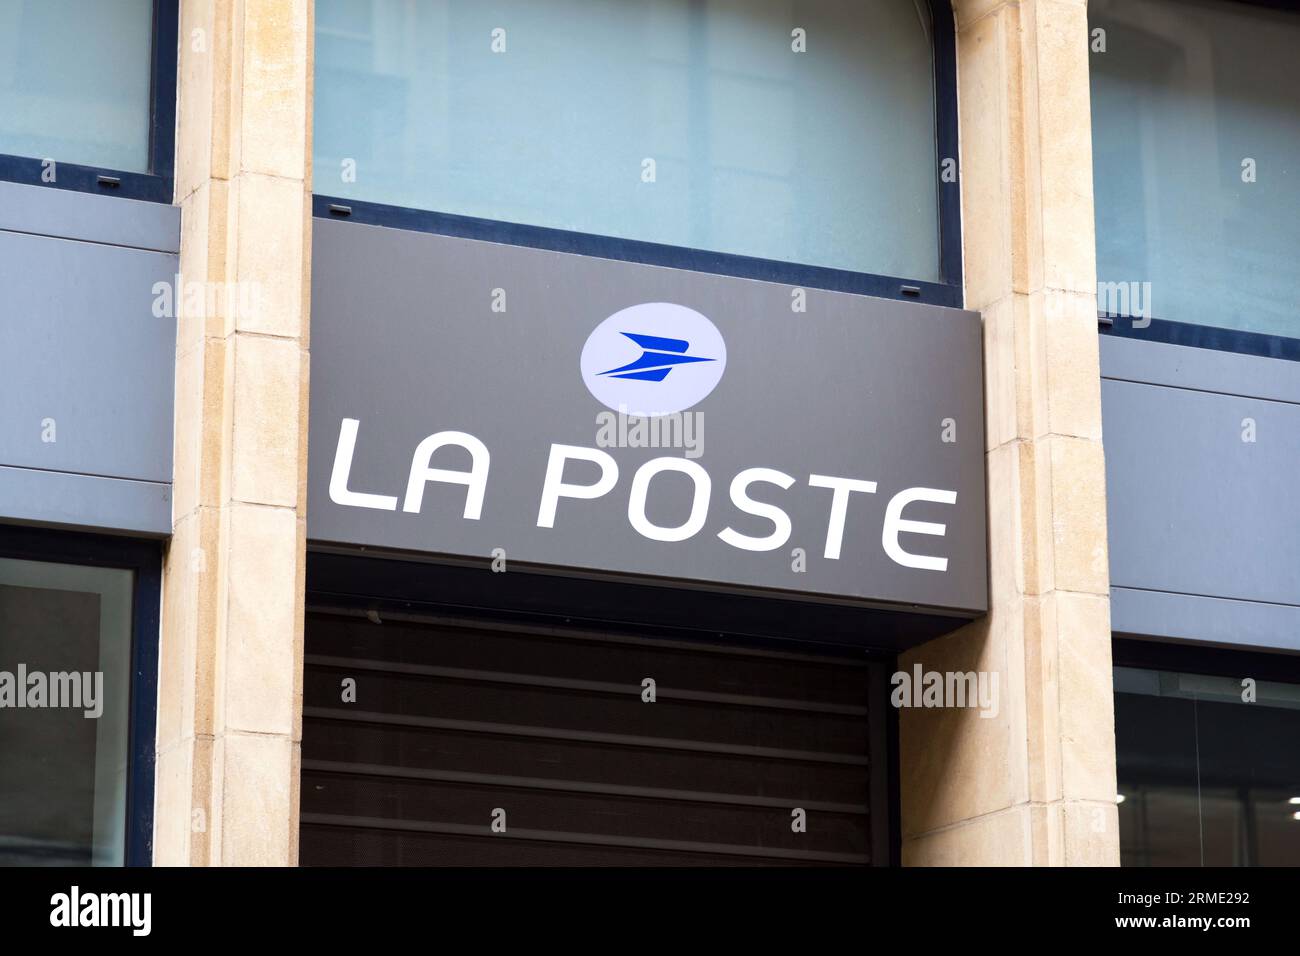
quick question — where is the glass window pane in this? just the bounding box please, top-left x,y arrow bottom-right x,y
314,0 -> 941,280
0,0 -> 155,173
1090,0 -> 1300,338
1115,666 -> 1300,866
0,557 -> 134,866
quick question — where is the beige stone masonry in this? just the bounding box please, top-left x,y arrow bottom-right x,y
900,0 -> 1119,865
155,0 -> 313,866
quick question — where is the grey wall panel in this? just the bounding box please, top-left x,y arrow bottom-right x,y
0,466 -> 170,536
1101,337 -> 1300,650
1111,587 -> 1300,653
0,187 -> 178,536
1100,335 -> 1300,405
0,233 -> 176,482
0,181 -> 179,253
1102,379 -> 1300,606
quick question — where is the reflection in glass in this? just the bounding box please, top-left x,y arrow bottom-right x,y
1115,666 -> 1300,866
0,557 -> 134,866
1090,0 -> 1300,338
314,0 -> 942,280
0,0 -> 154,173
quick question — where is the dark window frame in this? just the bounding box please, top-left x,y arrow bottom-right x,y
0,0 -> 178,203
1099,315 -> 1300,362
1113,637 -> 1300,685
314,0 -> 964,308
1093,0 -> 1300,362
0,525 -> 162,867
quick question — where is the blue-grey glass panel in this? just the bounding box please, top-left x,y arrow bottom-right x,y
0,558 -> 134,866
0,0 -> 154,174
314,0 -> 941,280
1090,0 -> 1300,338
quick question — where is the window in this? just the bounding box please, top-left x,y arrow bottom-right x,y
0,529 -> 159,866
0,0 -> 176,201
1114,663 -> 1300,866
314,0 -> 958,300
1090,0 -> 1300,350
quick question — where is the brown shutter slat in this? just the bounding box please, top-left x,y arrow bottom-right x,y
301,610 -> 874,866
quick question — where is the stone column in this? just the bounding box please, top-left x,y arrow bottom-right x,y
153,0 -> 313,866
898,0 -> 1119,865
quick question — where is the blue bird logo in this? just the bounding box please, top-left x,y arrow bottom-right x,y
597,332 -> 716,383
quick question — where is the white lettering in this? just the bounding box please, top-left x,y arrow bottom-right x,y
808,474 -> 878,560
717,468 -> 795,551
537,444 -> 619,528
628,457 -> 711,542
329,418 -> 398,511
882,487 -> 957,571
403,431 -> 491,518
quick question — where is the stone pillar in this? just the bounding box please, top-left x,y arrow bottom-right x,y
153,0 -> 313,866
899,0 -> 1119,865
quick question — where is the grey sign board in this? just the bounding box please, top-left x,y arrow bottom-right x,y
308,219 -> 987,614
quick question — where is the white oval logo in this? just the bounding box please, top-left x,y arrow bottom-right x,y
580,303 -> 727,417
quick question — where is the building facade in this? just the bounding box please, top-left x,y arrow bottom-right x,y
1,0 -> 1297,867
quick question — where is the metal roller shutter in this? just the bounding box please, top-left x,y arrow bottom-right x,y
300,609 -> 877,866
